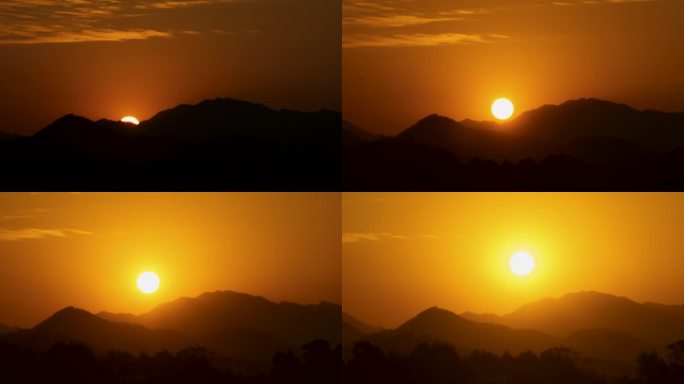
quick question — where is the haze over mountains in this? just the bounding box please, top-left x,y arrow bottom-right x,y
343,291 -> 684,375
0,98 -> 341,190
344,98 -> 684,190
0,290 -> 340,374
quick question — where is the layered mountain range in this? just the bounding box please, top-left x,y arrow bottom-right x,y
0,98 -> 341,190
0,290 -> 341,374
343,291 -> 684,375
344,98 -> 684,190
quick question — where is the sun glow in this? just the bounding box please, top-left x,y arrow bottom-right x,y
509,251 -> 535,276
491,98 -> 514,120
137,272 -> 160,294
120,116 -> 140,125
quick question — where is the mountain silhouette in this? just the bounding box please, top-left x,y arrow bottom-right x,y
1,291 -> 341,376
344,291 -> 684,376
344,98 -> 684,190
342,120 -> 383,147
0,322 -> 16,335
462,291 -> 684,345
97,290 -> 340,369
3,307 -> 186,354
364,307 -> 558,356
510,98 -> 684,151
0,129 -> 14,142
396,114 -> 555,161
342,313 -> 382,345
99,290 -> 340,347
0,98 -> 340,190
564,328 -> 660,364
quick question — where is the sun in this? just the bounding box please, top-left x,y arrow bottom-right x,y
137,272 -> 160,294
509,251 -> 535,276
120,116 -> 140,125
491,98 -> 514,120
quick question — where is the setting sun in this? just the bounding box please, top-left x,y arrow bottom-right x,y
137,272 -> 160,294
491,98 -> 514,120
120,116 -> 140,125
509,251 -> 535,276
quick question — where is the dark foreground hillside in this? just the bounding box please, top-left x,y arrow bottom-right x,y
344,340 -> 684,384
0,339 -> 340,384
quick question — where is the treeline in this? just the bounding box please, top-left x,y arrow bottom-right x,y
343,340 -> 684,384
0,339 -> 340,384
344,143 -> 684,191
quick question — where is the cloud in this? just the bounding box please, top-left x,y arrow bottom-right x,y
554,0 -> 658,5
343,0 -> 661,49
0,228 -> 93,242
0,0 -> 236,45
344,14 -> 464,28
1,215 -> 35,220
342,232 -> 413,243
344,33 -> 507,48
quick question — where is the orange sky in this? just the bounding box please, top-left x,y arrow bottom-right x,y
0,0 -> 340,135
0,193 -> 340,328
343,0 -> 684,135
343,193 -> 684,328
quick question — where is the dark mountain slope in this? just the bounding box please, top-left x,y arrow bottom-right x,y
509,98 -> 684,151
465,291 -> 684,345
366,307 -> 559,355
0,98 -> 341,190
3,307 -> 186,354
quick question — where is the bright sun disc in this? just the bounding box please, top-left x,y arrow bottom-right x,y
509,251 -> 535,276
491,98 -> 514,120
137,272 -> 160,294
120,116 -> 140,125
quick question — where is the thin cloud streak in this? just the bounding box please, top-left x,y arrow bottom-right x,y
0,228 -> 93,242
344,33 -> 508,48
0,0 -> 238,45
343,0 -> 662,49
342,232 -> 437,243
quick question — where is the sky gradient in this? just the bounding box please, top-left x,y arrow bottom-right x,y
343,0 -> 684,135
343,193 -> 684,328
0,193 -> 341,328
0,0 -> 340,135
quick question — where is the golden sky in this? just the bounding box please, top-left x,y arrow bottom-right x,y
0,193 -> 340,327
343,193 -> 684,328
0,0 -> 340,135
343,0 -> 684,135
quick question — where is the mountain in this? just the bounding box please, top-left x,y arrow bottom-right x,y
509,98 -> 684,152
0,98 -> 341,190
139,98 -> 339,146
3,307 -> 186,354
342,120 -> 382,147
343,313 -> 382,335
564,328 -> 660,363
561,136 -> 651,165
0,291 -> 341,375
395,114 -> 551,161
97,291 -> 341,364
365,307 -> 559,355
32,114 -> 124,156
463,291 -> 684,345
342,313 -> 382,345
0,322 -> 17,335
343,98 -> 684,190
0,129 -> 15,142
130,291 -> 340,346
